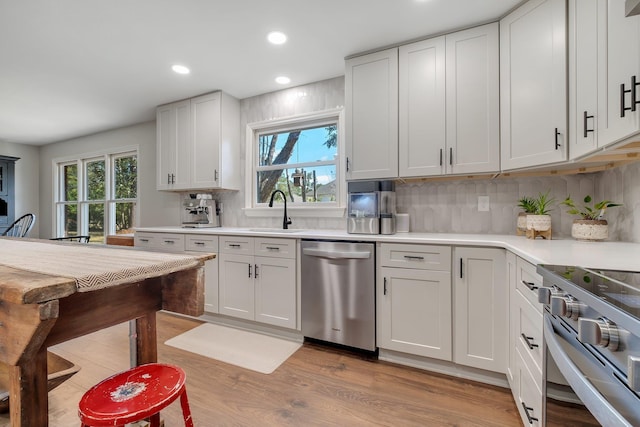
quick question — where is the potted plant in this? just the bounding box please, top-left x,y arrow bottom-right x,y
526,191 -> 555,239
517,196 -> 537,235
561,195 -> 622,241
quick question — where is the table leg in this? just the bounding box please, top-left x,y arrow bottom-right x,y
9,346 -> 48,427
135,311 -> 157,365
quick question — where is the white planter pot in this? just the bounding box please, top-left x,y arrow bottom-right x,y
517,212 -> 528,234
571,219 -> 608,241
526,214 -> 551,231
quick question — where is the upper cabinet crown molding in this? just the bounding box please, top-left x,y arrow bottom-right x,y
500,0 -> 568,171
156,91 -> 240,191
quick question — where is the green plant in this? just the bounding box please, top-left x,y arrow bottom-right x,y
561,195 -> 622,220
531,191 -> 555,215
517,196 -> 537,214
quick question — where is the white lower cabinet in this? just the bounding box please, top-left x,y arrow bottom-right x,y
219,236 -> 296,329
508,253 -> 544,427
134,232 -> 219,314
378,264 -> 452,360
453,247 -> 507,373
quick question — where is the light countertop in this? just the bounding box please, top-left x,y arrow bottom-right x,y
135,226 -> 640,272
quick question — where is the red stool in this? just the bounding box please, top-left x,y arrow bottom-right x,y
78,363 -> 194,427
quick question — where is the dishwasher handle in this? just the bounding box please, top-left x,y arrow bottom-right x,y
302,247 -> 371,259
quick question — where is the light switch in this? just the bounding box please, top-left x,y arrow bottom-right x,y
478,196 -> 490,212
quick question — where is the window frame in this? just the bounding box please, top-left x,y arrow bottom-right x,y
244,108 -> 346,218
52,146 -> 139,242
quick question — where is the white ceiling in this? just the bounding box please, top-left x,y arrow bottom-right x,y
0,0 -> 522,146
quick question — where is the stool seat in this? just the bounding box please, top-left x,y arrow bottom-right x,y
79,363 -> 193,427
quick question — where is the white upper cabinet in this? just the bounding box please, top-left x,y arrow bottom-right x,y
156,91 -> 240,191
156,100 -> 191,190
400,24 -> 499,177
347,23 -> 499,180
345,48 -> 399,180
500,0 -> 568,170
444,24 -> 500,175
399,36 -> 447,177
569,0 -> 640,159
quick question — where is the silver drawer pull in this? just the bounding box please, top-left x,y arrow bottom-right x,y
140,238 -> 149,242
403,255 -> 424,260
163,240 -> 175,244
266,246 -> 280,251
194,242 -> 205,246
229,244 -> 241,248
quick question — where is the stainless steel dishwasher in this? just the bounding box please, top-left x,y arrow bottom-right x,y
301,240 -> 375,351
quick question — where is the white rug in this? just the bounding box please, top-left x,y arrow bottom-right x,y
164,323 -> 301,374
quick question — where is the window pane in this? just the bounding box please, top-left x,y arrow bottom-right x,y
62,204 -> 78,235
88,203 -> 104,243
257,165 -> 336,204
114,155 -> 137,199
62,164 -> 78,201
258,124 -> 337,167
114,201 -> 136,234
86,160 -> 105,200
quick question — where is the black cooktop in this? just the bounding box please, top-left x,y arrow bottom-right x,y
539,264 -> 640,321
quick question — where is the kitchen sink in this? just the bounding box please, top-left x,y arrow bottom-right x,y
247,228 -> 305,233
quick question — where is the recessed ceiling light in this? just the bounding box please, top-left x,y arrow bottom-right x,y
275,76 -> 291,85
172,64 -> 190,75
267,31 -> 287,45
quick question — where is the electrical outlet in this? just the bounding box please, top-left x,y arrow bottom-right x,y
478,196 -> 490,212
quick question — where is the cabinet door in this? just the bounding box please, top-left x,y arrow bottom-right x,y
255,256 -> 296,329
454,247 -> 507,373
398,37 -> 446,177
378,266 -> 452,361
219,253 -> 254,320
191,93 -> 221,189
597,0 -> 640,145
156,100 -> 190,190
500,0 -> 567,170
446,23 -> 500,175
345,48 -> 398,180
569,0 -> 600,159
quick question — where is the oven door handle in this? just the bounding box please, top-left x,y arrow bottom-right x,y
544,315 -> 633,427
302,248 -> 371,259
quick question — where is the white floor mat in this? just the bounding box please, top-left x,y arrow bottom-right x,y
164,323 -> 301,374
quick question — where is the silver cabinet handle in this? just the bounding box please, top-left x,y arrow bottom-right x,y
266,246 -> 280,251
254,264 -> 259,279
194,241 -> 205,246
248,263 -> 252,278
163,240 -> 175,244
521,280 -> 538,291
229,244 -> 241,248
302,248 -> 370,259
521,333 -> 539,350
139,238 -> 149,242
403,255 -> 424,260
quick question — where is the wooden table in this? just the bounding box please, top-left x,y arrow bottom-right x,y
0,238 -> 214,426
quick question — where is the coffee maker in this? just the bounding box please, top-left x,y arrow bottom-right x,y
181,194 -> 221,228
347,180 -> 396,234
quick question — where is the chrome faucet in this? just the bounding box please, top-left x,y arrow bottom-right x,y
268,190 -> 292,229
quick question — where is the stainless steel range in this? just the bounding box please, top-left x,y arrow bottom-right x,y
537,264 -> 640,426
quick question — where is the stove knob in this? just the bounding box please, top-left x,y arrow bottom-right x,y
628,356 -> 640,393
538,285 -> 562,305
550,295 -> 580,319
578,317 -> 619,351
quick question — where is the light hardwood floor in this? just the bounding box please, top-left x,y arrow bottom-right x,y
1,313 -> 521,426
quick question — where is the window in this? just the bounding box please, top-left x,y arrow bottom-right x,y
55,149 -> 138,243
247,109 -> 344,214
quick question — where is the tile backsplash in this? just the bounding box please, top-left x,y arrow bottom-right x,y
215,75 -> 640,243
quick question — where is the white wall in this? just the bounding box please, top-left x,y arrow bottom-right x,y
0,141 -> 40,236
38,121 -> 180,238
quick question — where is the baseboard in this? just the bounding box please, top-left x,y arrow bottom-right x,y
378,348 -> 510,388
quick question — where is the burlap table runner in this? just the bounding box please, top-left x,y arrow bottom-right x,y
0,238 -> 200,292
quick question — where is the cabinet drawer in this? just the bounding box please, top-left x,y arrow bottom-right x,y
514,346 -> 542,427
186,235 -> 219,252
516,257 -> 543,312
380,243 -> 451,271
254,238 -> 296,259
134,232 -> 185,252
220,236 -> 254,254
515,290 -> 543,377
